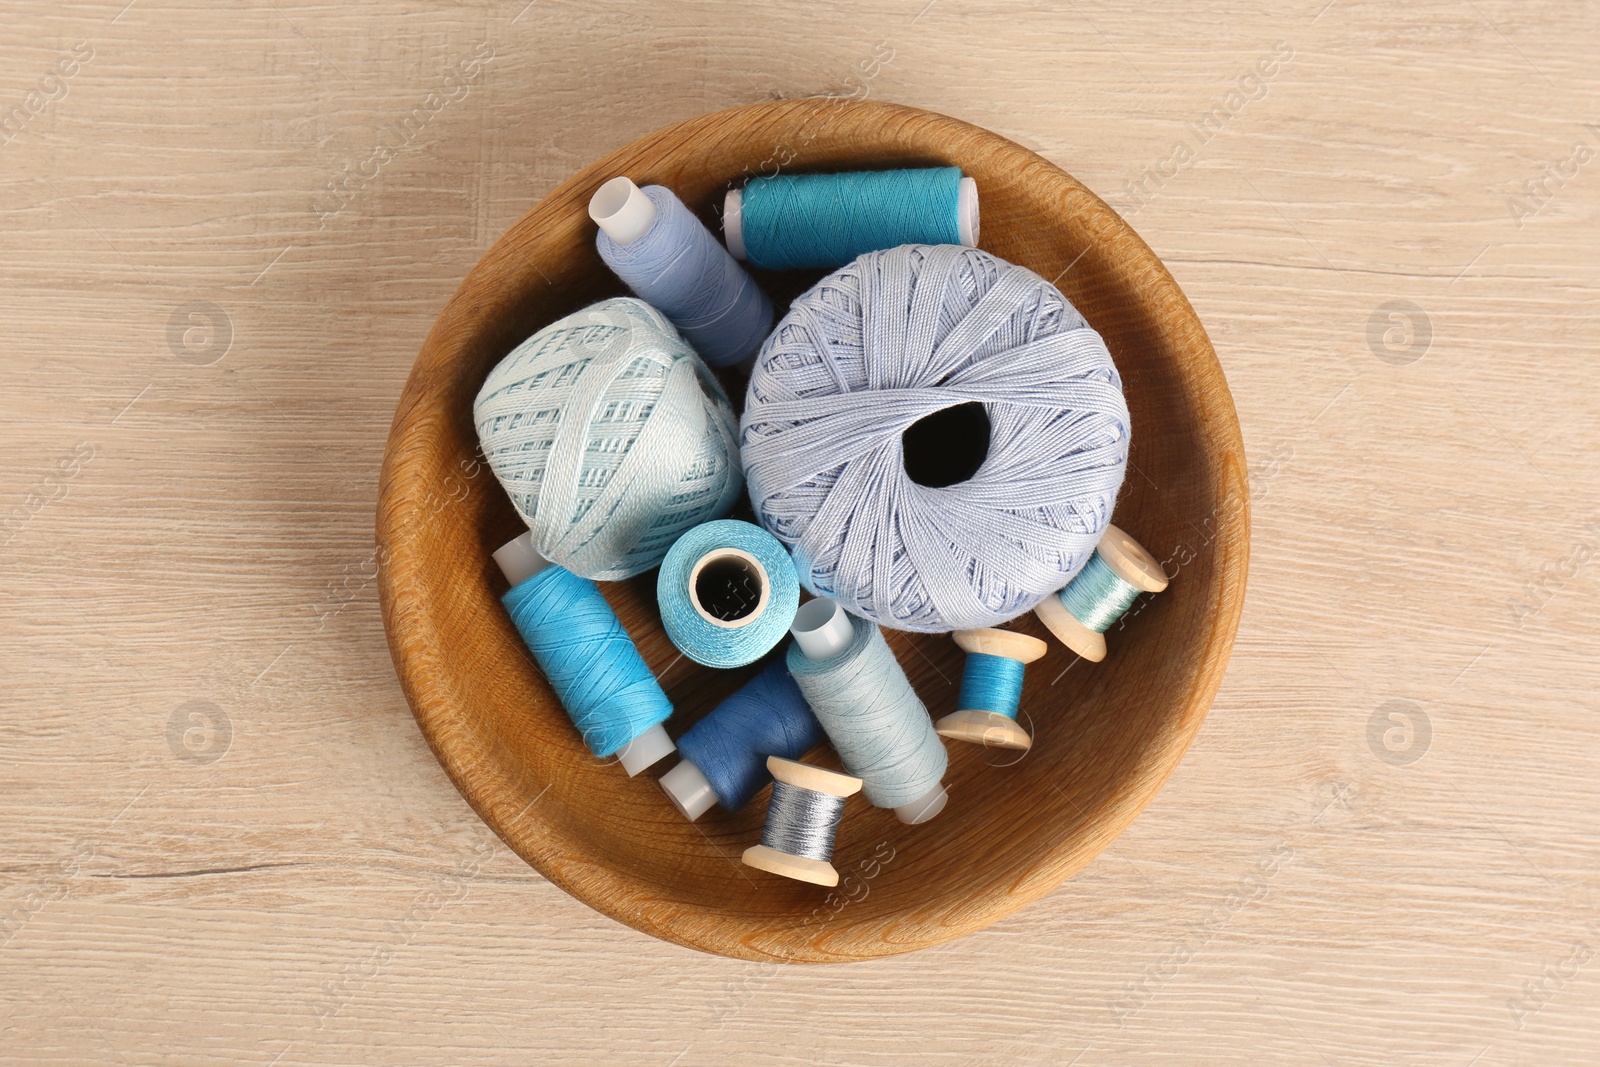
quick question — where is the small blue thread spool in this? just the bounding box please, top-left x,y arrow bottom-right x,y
656,519 -> 800,669
936,628 -> 1050,751
1035,524 -> 1169,662
723,167 -> 980,270
494,532 -> 675,775
742,756 -> 862,888
658,658 -> 823,821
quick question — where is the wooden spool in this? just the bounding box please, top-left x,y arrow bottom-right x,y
1036,524 -> 1172,662
936,628 -> 1049,751
742,757 -> 862,889
376,99 -> 1249,963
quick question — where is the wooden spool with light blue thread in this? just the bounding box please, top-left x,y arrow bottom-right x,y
936,628 -> 1049,751
1035,524 -> 1169,662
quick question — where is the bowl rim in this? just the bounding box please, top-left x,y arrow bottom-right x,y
377,98 -> 1250,963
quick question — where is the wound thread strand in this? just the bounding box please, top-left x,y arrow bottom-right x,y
786,614 -> 946,809
502,564 -> 672,758
739,168 -> 965,270
744,244 -> 1130,632
597,184 -> 773,367
761,780 -> 846,860
675,659 -> 823,810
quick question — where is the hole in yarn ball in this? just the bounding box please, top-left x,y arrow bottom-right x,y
902,402 -> 991,488
692,552 -> 765,624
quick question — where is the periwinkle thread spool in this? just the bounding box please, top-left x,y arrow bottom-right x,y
656,519 -> 800,669
493,532 -> 674,775
474,297 -> 741,581
1035,524 -> 1170,662
936,628 -> 1050,751
786,598 -> 948,824
591,177 -> 773,368
742,756 -> 861,888
724,167 -> 980,270
658,658 -> 823,821
743,243 -> 1131,632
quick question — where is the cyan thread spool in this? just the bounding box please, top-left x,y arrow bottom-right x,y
787,598 -> 949,825
494,531 -> 675,775
591,177 -> 773,367
723,167 -> 980,270
656,519 -> 800,669
1034,524 -> 1169,662
658,658 -> 823,821
742,756 -> 862,887
935,628 -> 1050,751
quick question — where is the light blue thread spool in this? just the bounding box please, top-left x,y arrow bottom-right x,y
724,167 -> 980,270
657,519 -> 801,669
1035,524 -> 1169,663
592,177 -> 773,367
494,532 -> 675,775
936,628 -> 1050,751
742,756 -> 862,887
787,598 -> 949,824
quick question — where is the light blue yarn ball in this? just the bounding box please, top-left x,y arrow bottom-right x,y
475,297 -> 743,581
741,244 -> 1131,633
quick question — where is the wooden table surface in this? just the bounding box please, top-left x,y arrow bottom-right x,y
3,2 -> 1596,1064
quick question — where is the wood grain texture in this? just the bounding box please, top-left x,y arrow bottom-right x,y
1,0 -> 1597,1062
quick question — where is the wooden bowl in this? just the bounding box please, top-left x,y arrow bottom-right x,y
377,100 -> 1248,963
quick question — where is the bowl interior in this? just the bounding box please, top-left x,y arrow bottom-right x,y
377,100 -> 1248,963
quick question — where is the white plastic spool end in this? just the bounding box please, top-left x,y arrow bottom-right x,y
659,759 -> 718,821
615,723 -> 675,776
589,176 -> 657,246
493,532 -> 550,587
790,598 -> 853,662
722,188 -> 746,260
687,547 -> 770,630
721,188 -> 746,260
957,176 -> 980,247
894,781 -> 948,825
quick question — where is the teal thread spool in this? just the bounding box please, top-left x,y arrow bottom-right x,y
723,167 -> 979,270
936,628 -> 1050,751
494,532 -> 675,775
1034,524 -> 1169,662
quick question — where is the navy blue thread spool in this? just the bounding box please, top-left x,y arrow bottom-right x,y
658,658 -> 823,821
935,628 -> 1050,751
1034,524 -> 1169,662
493,532 -> 675,775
